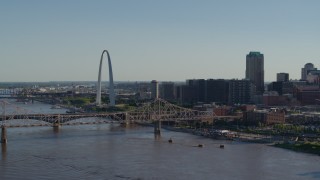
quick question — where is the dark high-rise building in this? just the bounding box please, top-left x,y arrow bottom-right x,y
178,85 -> 198,103
151,80 -> 159,99
205,79 -> 229,104
277,73 -> 289,82
180,79 -> 229,104
228,79 -> 255,104
160,82 -> 175,100
186,79 -> 206,102
246,52 -> 264,95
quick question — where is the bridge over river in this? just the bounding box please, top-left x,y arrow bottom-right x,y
1,98 -> 214,143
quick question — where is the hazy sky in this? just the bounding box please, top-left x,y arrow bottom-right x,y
1,0 -> 319,82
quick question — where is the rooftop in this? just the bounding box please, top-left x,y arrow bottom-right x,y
247,51 -> 263,57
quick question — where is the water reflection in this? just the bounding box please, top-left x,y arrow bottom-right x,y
109,124 -> 125,132
1,144 -> 6,160
52,126 -> 60,134
109,123 -> 141,132
154,134 -> 161,141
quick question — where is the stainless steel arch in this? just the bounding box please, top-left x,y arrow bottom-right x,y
96,50 -> 115,106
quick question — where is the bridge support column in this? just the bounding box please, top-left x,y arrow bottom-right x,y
1,126 -> 7,144
154,120 -> 161,135
53,115 -> 61,133
125,112 -> 130,125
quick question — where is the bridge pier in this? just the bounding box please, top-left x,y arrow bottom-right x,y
154,120 -> 161,135
125,112 -> 130,126
53,115 -> 61,133
1,126 -> 7,144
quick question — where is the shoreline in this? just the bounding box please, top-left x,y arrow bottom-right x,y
273,142 -> 320,156
159,125 -> 320,156
161,125 -> 274,143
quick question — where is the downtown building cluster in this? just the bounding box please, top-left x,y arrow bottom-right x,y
173,52 -> 264,105
145,52 -> 259,106
145,52 -> 320,108
135,51 -> 320,125
267,62 -> 320,106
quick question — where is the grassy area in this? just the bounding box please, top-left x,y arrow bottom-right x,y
61,97 -> 138,112
90,104 -> 137,112
62,97 -> 94,107
274,142 -> 320,155
109,104 -> 136,112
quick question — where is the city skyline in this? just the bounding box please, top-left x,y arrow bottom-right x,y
1,0 -> 320,82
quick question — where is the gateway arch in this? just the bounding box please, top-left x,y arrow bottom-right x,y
96,50 -> 115,106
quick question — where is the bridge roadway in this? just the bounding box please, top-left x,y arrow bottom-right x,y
0,111 -> 213,144
0,111 -> 235,133
0,119 -> 120,128
0,114 -> 240,144
0,92 -> 96,97
0,112 -> 128,124
0,111 -> 215,125
1,98 -> 216,143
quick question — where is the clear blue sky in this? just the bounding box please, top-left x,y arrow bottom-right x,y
1,0 -> 319,82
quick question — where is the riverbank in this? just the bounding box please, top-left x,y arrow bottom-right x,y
161,125 -> 274,143
136,123 -> 320,155
273,142 -> 320,156
162,125 -> 320,155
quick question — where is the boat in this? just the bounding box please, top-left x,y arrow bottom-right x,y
220,144 -> 224,148
198,144 -> 204,148
66,110 -> 75,113
51,105 -> 62,109
168,138 -> 173,143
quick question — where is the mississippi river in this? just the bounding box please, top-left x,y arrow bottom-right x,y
0,100 -> 320,180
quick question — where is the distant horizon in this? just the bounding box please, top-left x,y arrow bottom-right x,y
0,79 -> 303,84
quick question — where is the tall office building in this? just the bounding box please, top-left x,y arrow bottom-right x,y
301,63 -> 317,81
246,51 -> 264,95
151,80 -> 159,99
277,73 -> 289,82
